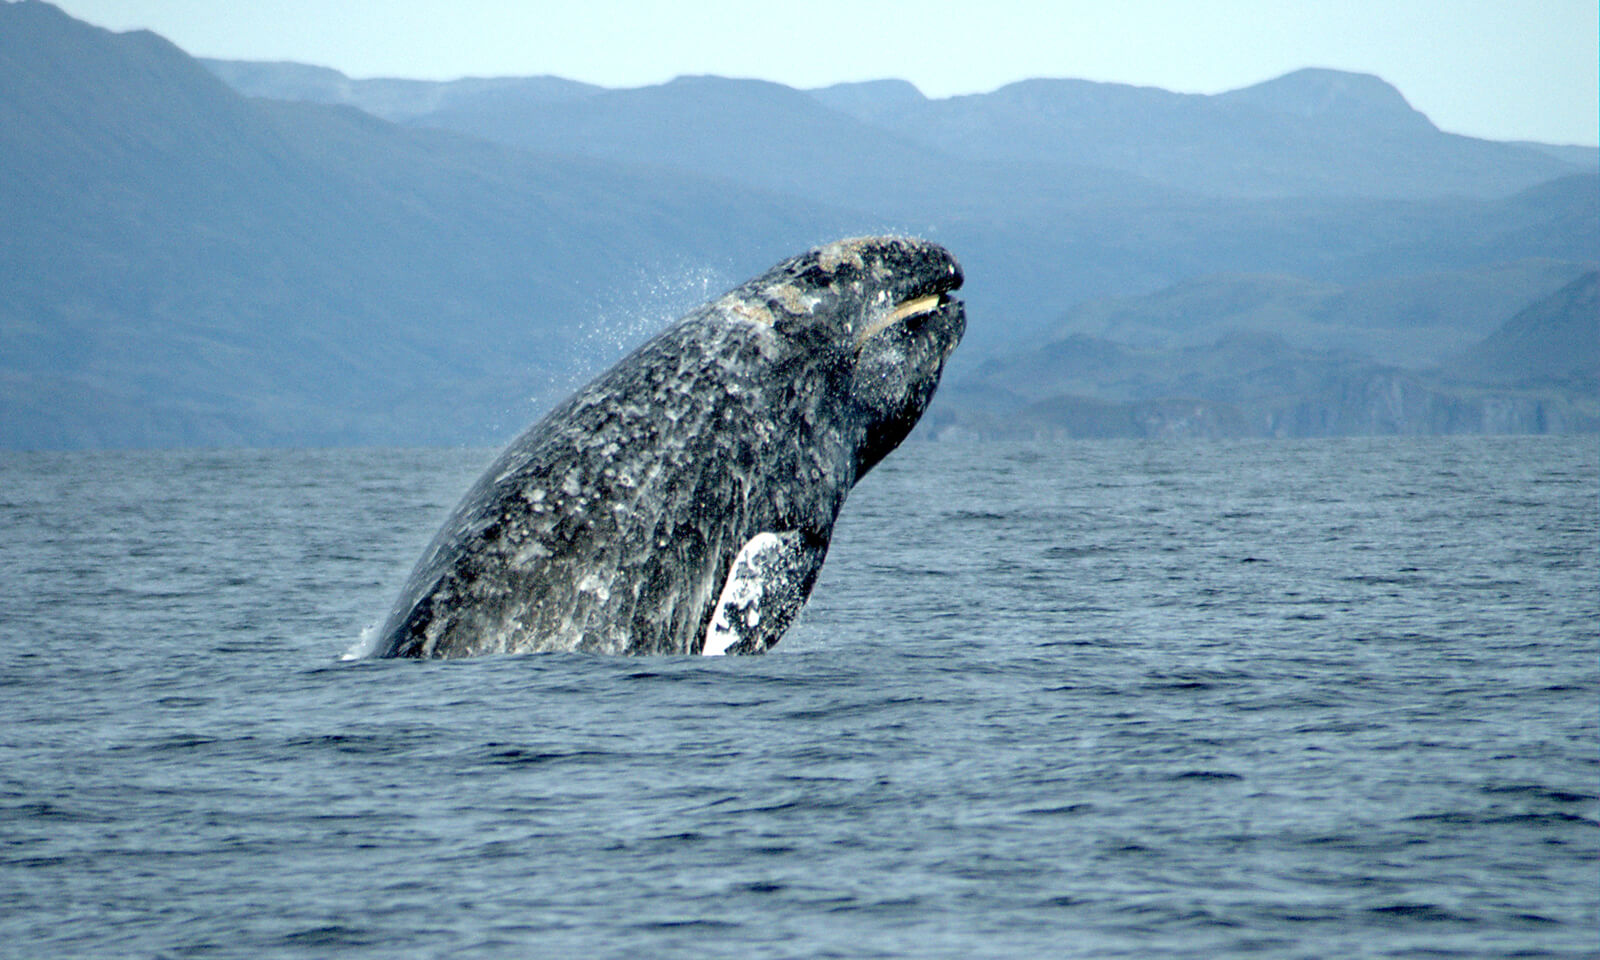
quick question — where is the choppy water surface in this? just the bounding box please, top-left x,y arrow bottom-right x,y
1,437 -> 1595,959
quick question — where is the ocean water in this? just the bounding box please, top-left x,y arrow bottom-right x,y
0,436 -> 1595,959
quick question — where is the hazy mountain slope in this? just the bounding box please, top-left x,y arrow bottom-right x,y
1513,142 -> 1600,167
936,272 -> 1600,439
202,58 -> 602,120
395,73 -> 1191,227
0,1 -> 845,448
1044,260 -> 1593,366
1447,271 -> 1599,390
201,62 -> 1187,220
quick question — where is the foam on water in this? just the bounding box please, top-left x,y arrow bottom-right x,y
342,621 -> 384,660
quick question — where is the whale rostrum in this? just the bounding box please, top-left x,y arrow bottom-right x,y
374,236 -> 965,658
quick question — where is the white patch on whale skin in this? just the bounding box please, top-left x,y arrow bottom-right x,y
770,282 -> 821,316
577,571 -> 611,602
703,531 -> 784,656
721,297 -> 778,326
816,239 -> 868,273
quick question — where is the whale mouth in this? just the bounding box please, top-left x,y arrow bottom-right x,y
856,291 -> 959,347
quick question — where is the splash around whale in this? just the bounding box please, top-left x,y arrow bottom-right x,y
371,236 -> 964,658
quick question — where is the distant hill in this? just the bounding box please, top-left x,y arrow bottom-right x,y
838,69 -> 1584,199
1043,260 -> 1592,367
1513,141 -> 1600,167
202,59 -> 602,121
1447,271 -> 1599,391
934,274 -> 1600,439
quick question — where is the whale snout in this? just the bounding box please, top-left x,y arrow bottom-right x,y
912,244 -> 963,301
848,239 -> 964,349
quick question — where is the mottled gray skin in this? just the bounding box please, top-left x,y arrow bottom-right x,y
375,236 -> 964,658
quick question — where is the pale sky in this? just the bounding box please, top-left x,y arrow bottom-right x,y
46,0 -> 1600,145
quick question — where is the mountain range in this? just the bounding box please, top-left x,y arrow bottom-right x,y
2,0 -> 1595,448
936,271 -> 1598,439
207,58 -> 1589,202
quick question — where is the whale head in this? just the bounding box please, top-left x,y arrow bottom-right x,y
707,235 -> 965,478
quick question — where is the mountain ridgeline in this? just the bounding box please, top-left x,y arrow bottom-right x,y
1,0 -> 1595,447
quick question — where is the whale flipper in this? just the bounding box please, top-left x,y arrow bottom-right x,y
702,530 -> 828,656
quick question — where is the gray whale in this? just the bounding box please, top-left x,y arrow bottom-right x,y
375,236 -> 964,657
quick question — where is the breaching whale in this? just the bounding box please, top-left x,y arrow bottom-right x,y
374,236 -> 964,658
